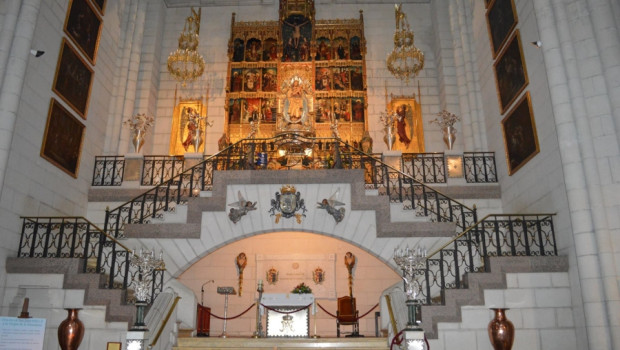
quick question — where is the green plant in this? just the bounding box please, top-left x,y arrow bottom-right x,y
291,282 -> 312,294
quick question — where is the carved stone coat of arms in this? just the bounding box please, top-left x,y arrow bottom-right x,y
269,185 -> 307,223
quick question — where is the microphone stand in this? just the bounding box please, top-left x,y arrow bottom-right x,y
201,280 -> 214,306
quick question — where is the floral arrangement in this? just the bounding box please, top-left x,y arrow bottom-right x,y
430,110 -> 460,128
291,282 -> 312,294
123,113 -> 154,133
378,110 -> 398,128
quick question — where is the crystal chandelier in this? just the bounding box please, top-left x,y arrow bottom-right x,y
387,4 -> 424,84
167,8 -> 205,87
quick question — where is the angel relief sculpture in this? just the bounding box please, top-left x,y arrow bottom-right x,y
280,76 -> 312,126
317,188 -> 346,223
228,191 -> 257,224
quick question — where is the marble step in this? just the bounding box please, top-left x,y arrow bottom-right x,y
175,337 -> 389,350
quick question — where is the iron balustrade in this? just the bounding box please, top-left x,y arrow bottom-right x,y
416,214 -> 557,305
401,153 -> 446,183
142,155 -> 185,186
463,152 -> 498,183
18,217 -> 164,304
92,156 -> 125,186
103,134 -> 477,240
91,145 -> 497,187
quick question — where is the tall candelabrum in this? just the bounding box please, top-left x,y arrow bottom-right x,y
130,248 -> 165,331
252,280 -> 264,338
393,245 -> 427,330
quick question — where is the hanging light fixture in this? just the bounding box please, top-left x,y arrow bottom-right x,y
387,4 -> 424,84
167,8 -> 206,87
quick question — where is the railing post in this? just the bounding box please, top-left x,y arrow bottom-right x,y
494,217 -> 502,257
108,240 -> 118,290
424,259 -> 431,304
123,250 -> 131,290
18,218 -> 27,257
56,218 -> 66,258
152,186 -> 159,219
69,218 -> 79,257
96,231 -> 105,274
439,251 -> 446,296
42,218 -> 52,258
508,218 -> 517,256
83,225 -> 92,273
523,215 -> 532,256
452,243 -> 460,288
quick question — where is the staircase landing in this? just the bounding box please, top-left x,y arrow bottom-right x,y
174,337 -> 389,350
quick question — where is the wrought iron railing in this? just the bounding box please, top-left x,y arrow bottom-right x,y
463,152 -> 497,183
91,145 -> 497,187
103,134 -> 477,240
92,156 -> 125,186
18,216 -> 164,304
401,153 -> 446,183
416,214 -> 557,305
141,155 -> 185,186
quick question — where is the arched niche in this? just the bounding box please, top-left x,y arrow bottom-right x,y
177,231 -> 401,337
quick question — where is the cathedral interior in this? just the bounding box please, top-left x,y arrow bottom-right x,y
0,0 -> 618,349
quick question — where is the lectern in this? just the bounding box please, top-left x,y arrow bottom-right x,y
217,287 -> 236,338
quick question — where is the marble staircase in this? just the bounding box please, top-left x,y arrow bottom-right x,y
421,255 -> 568,339
5,257 -> 135,324
174,337 -> 389,350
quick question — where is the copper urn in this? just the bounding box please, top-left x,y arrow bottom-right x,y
58,308 -> 85,350
488,308 -> 514,350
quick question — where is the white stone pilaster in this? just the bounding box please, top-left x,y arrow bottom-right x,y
0,0 -> 42,200
0,0 -> 21,90
105,0 -> 139,154
118,0 -> 149,154
532,0 -> 617,348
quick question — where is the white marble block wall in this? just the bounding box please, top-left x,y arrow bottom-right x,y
428,271 -> 576,350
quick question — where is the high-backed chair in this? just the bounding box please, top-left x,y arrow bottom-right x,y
336,296 -> 359,337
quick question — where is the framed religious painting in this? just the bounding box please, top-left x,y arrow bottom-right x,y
486,0 -> 518,58
64,0 -> 102,64
315,98 -> 332,123
261,98 -> 277,123
351,98 -> 365,123
388,96 -> 425,153
493,30 -> 528,114
41,99 -> 85,178
262,68 -> 278,92
169,100 -> 205,155
501,92 -> 539,175
91,0 -> 106,15
52,38 -> 94,119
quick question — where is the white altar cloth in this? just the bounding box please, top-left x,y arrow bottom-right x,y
261,293 -> 314,337
261,293 -> 314,307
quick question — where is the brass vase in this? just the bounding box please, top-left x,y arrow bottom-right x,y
132,129 -> 144,153
442,126 -> 456,150
383,124 -> 396,150
488,308 -> 514,350
58,308 -> 85,350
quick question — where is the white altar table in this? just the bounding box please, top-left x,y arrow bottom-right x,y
261,293 -> 314,337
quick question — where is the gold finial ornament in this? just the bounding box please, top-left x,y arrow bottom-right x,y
167,8 -> 206,86
387,4 -> 424,84
280,185 -> 296,194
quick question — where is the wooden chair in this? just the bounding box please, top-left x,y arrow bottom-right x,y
336,296 -> 360,337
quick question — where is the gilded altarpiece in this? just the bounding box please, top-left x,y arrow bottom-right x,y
225,0 -> 368,143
